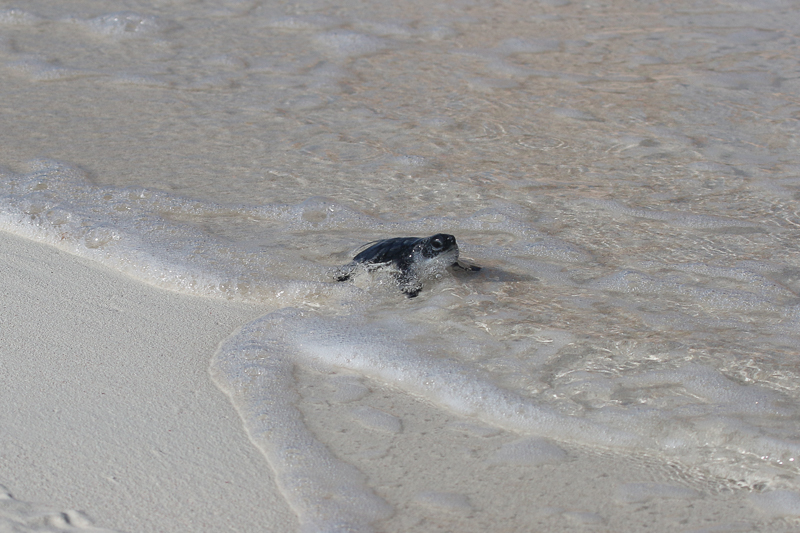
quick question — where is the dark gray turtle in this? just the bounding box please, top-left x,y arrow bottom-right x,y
334,233 -> 480,297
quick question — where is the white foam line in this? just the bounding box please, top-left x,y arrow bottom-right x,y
291,316 -> 645,448
211,309 -> 649,532
211,316 -> 393,533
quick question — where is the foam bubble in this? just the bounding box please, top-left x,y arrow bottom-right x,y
84,226 -> 120,249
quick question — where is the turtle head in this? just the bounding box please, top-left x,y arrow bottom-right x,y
408,234 -> 460,281
418,234 -> 458,260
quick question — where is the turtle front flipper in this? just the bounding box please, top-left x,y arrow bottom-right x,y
401,283 -> 422,298
402,286 -> 422,298
334,262 -> 357,282
396,271 -> 423,298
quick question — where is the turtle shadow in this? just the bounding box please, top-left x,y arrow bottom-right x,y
449,264 -> 537,284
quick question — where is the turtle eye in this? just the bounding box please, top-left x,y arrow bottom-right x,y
431,238 -> 443,251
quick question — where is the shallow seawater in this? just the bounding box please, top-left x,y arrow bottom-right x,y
3,0 -> 800,530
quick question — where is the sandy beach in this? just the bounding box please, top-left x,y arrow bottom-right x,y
1,230 -> 780,532
0,230 -> 296,532
3,0 -> 800,530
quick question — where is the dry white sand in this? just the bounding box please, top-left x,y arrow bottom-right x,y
0,230 -> 296,532
0,230 -> 772,532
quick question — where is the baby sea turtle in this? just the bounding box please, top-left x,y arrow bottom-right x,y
334,233 -> 480,297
